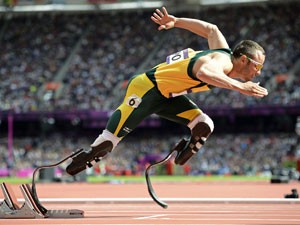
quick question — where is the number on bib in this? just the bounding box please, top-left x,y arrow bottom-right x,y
166,49 -> 189,64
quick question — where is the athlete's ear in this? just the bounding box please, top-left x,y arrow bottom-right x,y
239,54 -> 248,65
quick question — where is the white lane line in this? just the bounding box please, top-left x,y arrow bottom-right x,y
6,197 -> 300,204
162,218 -> 300,222
134,214 -> 168,220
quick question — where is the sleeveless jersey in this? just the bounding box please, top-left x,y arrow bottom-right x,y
145,48 -> 232,98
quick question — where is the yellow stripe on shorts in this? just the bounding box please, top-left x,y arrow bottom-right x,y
176,108 -> 202,122
114,74 -> 154,136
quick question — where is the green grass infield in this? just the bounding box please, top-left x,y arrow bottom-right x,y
0,175 -> 270,184
87,175 -> 269,183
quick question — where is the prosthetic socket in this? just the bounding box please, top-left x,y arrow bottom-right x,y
66,130 -> 119,176
174,114 -> 214,165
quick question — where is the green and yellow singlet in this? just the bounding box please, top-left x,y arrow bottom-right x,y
146,48 -> 232,98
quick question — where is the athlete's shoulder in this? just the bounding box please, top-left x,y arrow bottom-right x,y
201,48 -> 232,55
212,48 -> 232,55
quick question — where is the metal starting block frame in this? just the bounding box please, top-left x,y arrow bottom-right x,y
0,149 -> 85,219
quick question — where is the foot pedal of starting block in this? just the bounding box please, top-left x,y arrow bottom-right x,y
1,182 -> 20,210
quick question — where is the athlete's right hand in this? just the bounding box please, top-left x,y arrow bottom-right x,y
151,7 -> 177,31
239,81 -> 268,98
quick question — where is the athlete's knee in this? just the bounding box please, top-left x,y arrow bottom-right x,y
190,114 -> 214,149
174,113 -> 214,165
188,113 -> 214,135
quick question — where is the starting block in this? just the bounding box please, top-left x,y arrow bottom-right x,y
0,182 -> 37,218
0,149 -> 85,219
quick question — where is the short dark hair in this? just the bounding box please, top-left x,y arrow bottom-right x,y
232,40 -> 265,59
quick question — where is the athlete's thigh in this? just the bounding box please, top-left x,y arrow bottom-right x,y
156,95 -> 202,125
106,74 -> 164,138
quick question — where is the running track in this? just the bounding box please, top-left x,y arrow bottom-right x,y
1,181 -> 300,224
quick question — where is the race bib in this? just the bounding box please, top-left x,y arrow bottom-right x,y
126,94 -> 142,108
166,49 -> 189,64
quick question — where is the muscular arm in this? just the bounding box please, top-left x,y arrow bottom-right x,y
151,7 -> 229,49
197,59 -> 268,98
174,18 -> 229,49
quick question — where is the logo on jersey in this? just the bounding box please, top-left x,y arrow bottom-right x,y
126,94 -> 142,108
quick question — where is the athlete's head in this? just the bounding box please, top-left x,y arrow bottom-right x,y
231,40 -> 265,81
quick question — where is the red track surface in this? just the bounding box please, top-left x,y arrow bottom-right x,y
1,181 -> 300,225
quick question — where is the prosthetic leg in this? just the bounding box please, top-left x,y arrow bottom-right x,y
66,130 -> 120,176
175,113 -> 214,165
66,141 -> 113,176
145,113 -> 214,208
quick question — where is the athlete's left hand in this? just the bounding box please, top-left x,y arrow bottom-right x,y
151,7 -> 177,31
239,81 -> 268,98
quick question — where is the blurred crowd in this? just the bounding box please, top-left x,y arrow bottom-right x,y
0,131 -> 299,177
0,2 -> 299,112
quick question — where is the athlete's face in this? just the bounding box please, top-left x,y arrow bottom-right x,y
240,51 -> 265,81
